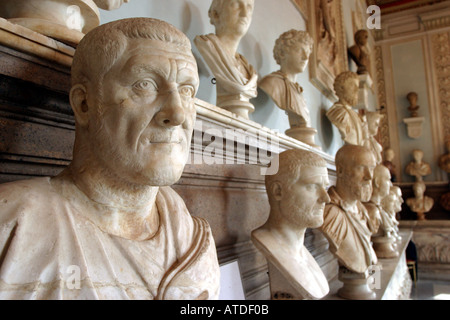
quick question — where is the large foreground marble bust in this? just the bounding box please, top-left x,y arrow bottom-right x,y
252,149 -> 330,300
259,30 -> 319,148
0,18 -> 220,300
194,0 -> 257,119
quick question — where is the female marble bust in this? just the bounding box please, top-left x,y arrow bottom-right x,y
194,0 -> 257,119
252,149 -> 330,300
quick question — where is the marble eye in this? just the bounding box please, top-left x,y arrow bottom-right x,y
179,86 -> 195,98
133,79 -> 157,92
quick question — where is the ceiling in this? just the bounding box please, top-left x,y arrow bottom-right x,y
367,0 -> 450,14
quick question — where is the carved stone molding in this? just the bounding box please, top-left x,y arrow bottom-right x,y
430,31 -> 450,140
308,0 -> 348,101
374,45 -> 390,150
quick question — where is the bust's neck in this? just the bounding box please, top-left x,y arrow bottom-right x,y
62,155 -> 160,241
263,210 -> 306,255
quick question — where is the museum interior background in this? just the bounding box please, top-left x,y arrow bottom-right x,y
0,0 -> 449,299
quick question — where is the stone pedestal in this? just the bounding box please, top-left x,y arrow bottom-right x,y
356,74 -> 373,110
0,0 -> 100,47
337,267 -> 376,300
217,99 -> 255,120
403,117 -> 425,139
372,235 -> 399,259
285,127 -> 320,149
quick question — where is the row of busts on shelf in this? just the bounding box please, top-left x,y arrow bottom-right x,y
252,144 -> 404,300
0,12 -> 397,301
0,0 -> 376,151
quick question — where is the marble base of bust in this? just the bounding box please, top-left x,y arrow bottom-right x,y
337,267 -> 376,300
267,262 -> 324,300
217,97 -> 255,119
372,235 -> 399,259
403,117 -> 425,139
285,126 -> 320,149
0,0 -> 100,46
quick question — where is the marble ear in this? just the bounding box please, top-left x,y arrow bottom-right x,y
270,181 -> 283,201
70,84 -> 89,127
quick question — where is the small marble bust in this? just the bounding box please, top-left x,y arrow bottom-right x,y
407,92 -> 420,117
365,165 -> 398,258
348,29 -> 370,75
320,144 -> 378,274
252,149 -> 331,300
367,165 -> 393,236
364,111 -> 384,164
259,30 -> 319,147
326,71 -> 368,146
259,30 -> 313,129
405,149 -> 431,182
0,18 -> 220,300
194,0 -> 257,119
406,181 -> 434,220
382,147 -> 397,182
381,186 -> 402,241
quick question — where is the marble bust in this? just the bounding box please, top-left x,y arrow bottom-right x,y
407,92 -> 420,117
0,18 -> 220,300
405,149 -> 431,182
364,111 -> 384,164
320,145 -> 378,299
194,0 -> 257,119
348,29 -> 370,75
252,149 -> 330,300
406,181 -> 434,220
365,165 -> 398,258
326,71 -> 368,146
259,30 -> 319,148
381,186 -> 402,242
382,147 -> 397,182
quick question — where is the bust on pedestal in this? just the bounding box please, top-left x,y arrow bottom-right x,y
259,30 -> 319,148
406,181 -> 434,220
326,71 -> 369,147
403,92 -> 425,139
320,145 -> 379,300
252,149 -> 330,300
194,0 -> 257,119
365,165 -> 398,258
